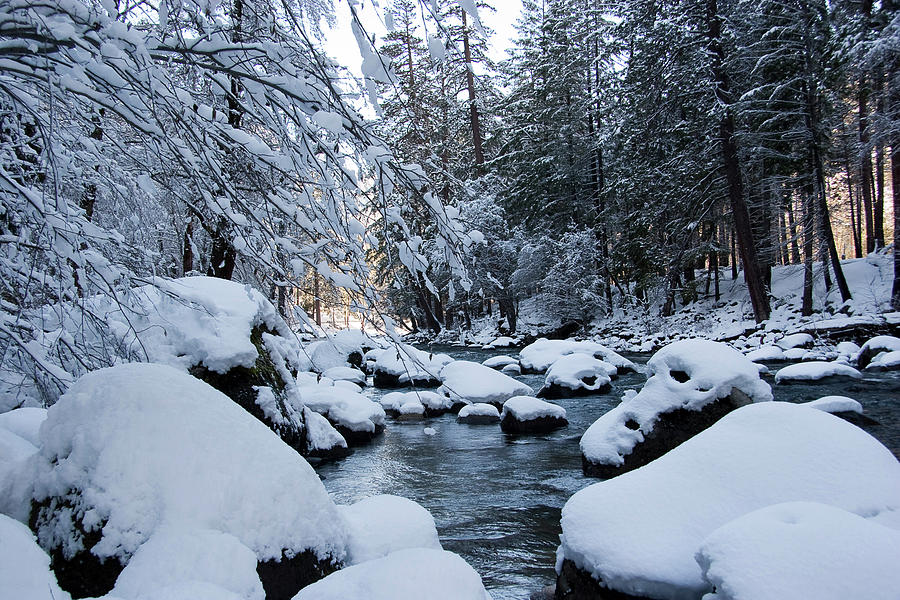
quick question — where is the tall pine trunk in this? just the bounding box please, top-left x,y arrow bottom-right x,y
461,11 -> 484,170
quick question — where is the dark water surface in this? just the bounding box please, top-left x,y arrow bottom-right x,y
315,346 -> 900,600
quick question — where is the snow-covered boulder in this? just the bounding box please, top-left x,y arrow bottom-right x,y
457,403 -> 501,425
481,355 -> 519,369
111,528 -> 265,600
322,366 -> 367,386
483,336 -> 516,349
501,363 -> 522,375
697,502 -> 900,600
0,426 -> 38,523
580,339 -> 772,479
0,514 -> 70,600
372,345 -> 452,388
774,361 -> 862,384
782,347 -> 807,360
292,548 -> 491,600
299,387 -> 385,445
774,333 -> 813,350
865,350 -> 900,372
0,406 -> 46,447
836,341 -> 861,359
439,361 -> 533,407
518,338 -> 636,374
557,402 -> 900,600
297,330 -> 385,373
28,364 -> 347,599
379,390 -> 456,417
337,495 -> 441,565
856,335 -> 900,369
744,345 -> 786,362
538,354 -> 614,398
500,396 -> 567,433
302,407 -> 349,461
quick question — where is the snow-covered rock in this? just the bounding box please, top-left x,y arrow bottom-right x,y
782,347 -> 807,360
856,335 -> 900,369
0,427 -> 38,523
774,333 -> 813,350
538,354 -> 614,398
297,330 -> 384,373
302,407 -> 349,461
483,336 -> 516,349
580,339 -> 771,479
379,390 -> 456,417
836,341 -> 861,359
0,514 -> 70,600
744,345 -> 785,362
322,366 -> 367,386
28,363 -> 347,599
111,528 -> 264,600
457,403 -> 501,424
500,396 -> 567,433
501,363 -> 522,375
865,350 -> 900,371
697,502 -> 900,600
439,361 -> 533,407
372,345 -> 452,388
558,402 -> 900,600
299,386 -> 385,444
0,407 -> 46,447
802,395 -> 863,415
481,355 -> 519,369
774,361 -> 862,384
518,338 -> 636,374
293,548 -> 491,600
338,495 -> 442,565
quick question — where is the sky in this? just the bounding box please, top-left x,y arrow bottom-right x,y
323,0 -> 524,77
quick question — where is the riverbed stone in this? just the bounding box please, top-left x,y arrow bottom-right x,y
555,559 -> 643,600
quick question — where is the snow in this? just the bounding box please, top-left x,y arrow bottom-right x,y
0,407 -> 47,446
559,402 -> 900,599
501,396 -> 566,421
697,502 -> 900,600
303,407 -> 348,454
322,366 -> 366,385
774,361 -> 862,383
438,361 -> 532,405
379,390 -> 454,414
423,427 -> 437,436
483,336 -> 516,349
782,347 -> 806,360
803,396 -> 863,414
866,350 -> 900,371
458,403 -> 500,419
30,363 -> 347,564
501,363 -> 522,375
111,528 -> 264,600
299,386 -> 385,433
744,345 -> 785,362
857,335 -> 900,367
774,333 -> 813,350
0,514 -> 70,600
292,548 -> 491,600
373,344 -> 452,384
337,495 -> 442,565
0,427 -> 37,523
482,355 -> 519,369
518,339 -> 636,373
399,400 -> 425,416
581,340 -> 771,468
543,354 -> 614,392
836,341 -> 861,357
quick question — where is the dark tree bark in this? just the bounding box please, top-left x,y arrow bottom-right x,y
182,216 -> 194,274
461,10 -> 485,170
786,194 -> 802,263
707,0 -> 770,321
802,182 -> 815,316
860,75 -> 876,253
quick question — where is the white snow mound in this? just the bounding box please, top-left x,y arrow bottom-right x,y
0,407 -> 47,446
802,396 -> 863,414
518,338 -> 636,373
774,361 -> 862,383
501,396 -> 566,421
697,502 -> 900,600
458,403 -> 500,419
299,386 -> 385,433
0,514 -> 70,600
31,363 -> 347,564
338,495 -> 442,564
544,354 -> 615,392
560,402 -> 900,599
439,361 -> 532,405
292,548 -> 491,600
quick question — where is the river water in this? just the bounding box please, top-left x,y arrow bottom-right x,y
315,346 -> 900,600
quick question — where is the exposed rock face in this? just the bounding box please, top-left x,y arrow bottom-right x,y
582,389 -> 752,479
256,550 -> 342,600
457,413 -> 501,425
555,559 -> 644,600
500,413 -> 568,434
538,377 -> 612,399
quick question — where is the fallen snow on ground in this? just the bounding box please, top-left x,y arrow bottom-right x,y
0,426 -> 37,523
30,363 -> 347,564
697,502 -> 900,600
439,361 -> 532,405
292,548 -> 491,600
338,495 -> 442,565
802,396 -> 863,414
0,514 -> 70,600
501,396 -> 566,421
773,361 -> 862,383
0,407 -> 46,447
581,339 -> 771,468
560,402 -> 900,599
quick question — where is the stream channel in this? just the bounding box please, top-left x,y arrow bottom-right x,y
315,345 -> 900,600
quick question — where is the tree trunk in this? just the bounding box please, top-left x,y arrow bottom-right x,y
802,183 -> 815,316
182,216 -> 194,274
860,75 -> 876,253
874,68 -> 885,249
207,219 -> 236,280
461,10 -> 485,170
706,0 -> 770,322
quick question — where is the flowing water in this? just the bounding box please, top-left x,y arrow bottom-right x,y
315,346 -> 900,600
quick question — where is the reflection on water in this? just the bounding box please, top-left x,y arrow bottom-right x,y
315,346 -> 899,600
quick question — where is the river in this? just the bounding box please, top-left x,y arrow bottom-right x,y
315,345 -> 900,600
